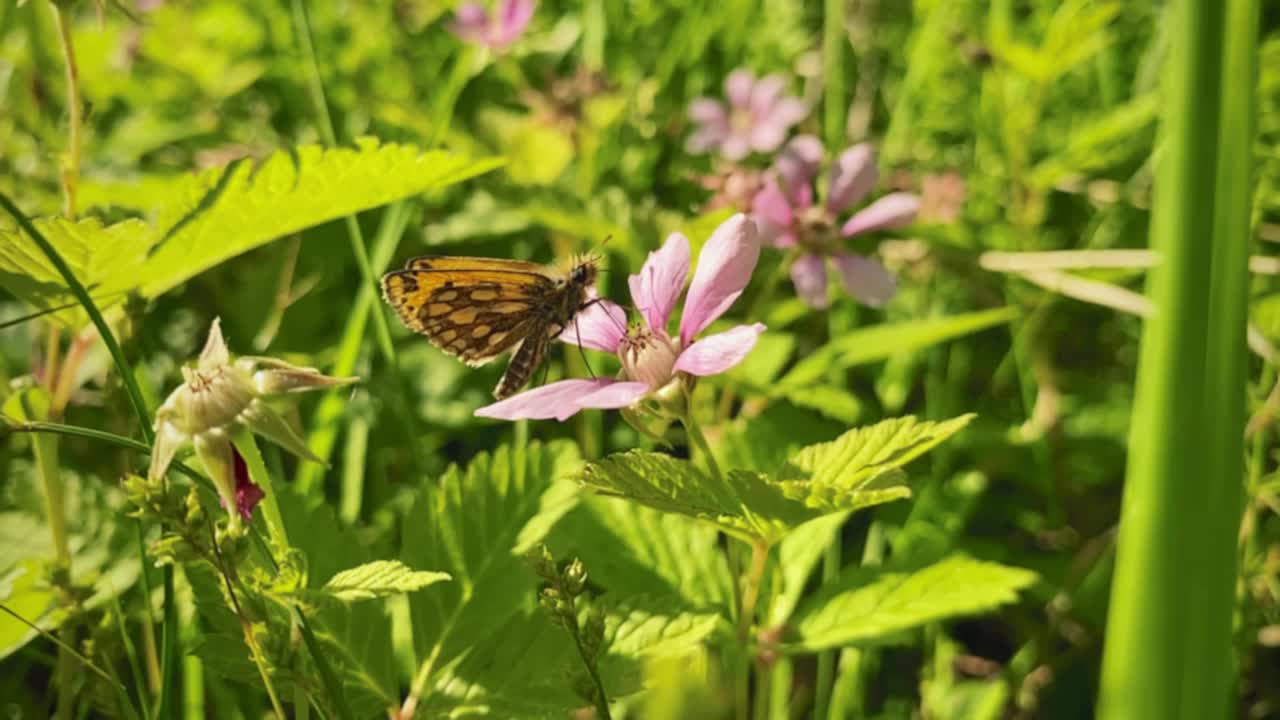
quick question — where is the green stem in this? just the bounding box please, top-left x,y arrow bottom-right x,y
680,406 -> 723,483
429,46 -> 479,148
296,201 -> 411,492
811,541 -> 840,720
733,540 -> 770,720
50,1 -> 81,219
822,0 -> 847,149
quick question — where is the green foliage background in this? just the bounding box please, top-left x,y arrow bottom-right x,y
0,0 -> 1278,718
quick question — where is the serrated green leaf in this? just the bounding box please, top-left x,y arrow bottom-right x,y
778,308 -> 1018,388
547,495 -> 734,613
402,441 -> 583,714
579,451 -> 806,544
318,561 -> 450,603
580,415 -> 973,547
425,593 -> 720,718
0,217 -> 151,326
141,139 -> 503,297
778,415 -> 976,490
0,139 -> 502,326
782,556 -> 1037,653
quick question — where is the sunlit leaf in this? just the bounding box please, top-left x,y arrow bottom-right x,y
318,561 -> 450,603
782,555 -> 1037,652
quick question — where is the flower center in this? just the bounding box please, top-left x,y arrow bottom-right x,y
174,364 -> 253,434
729,109 -> 755,134
796,205 -> 840,255
618,326 -> 680,390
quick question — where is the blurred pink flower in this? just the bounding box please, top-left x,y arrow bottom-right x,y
450,0 -> 535,51
753,136 -> 920,309
687,70 -> 808,162
476,214 -> 766,421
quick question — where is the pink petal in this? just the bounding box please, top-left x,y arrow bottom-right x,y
752,178 -> 794,228
790,253 -> 829,309
832,252 -> 896,307
687,127 -> 729,154
749,115 -> 791,154
629,232 -> 690,333
751,179 -> 798,249
474,379 -> 619,421
680,214 -> 761,346
749,74 -> 786,117
841,192 -> 921,236
775,135 -> 824,203
688,98 -> 728,127
450,3 -> 490,43
560,297 -> 627,352
720,133 -> 751,162
725,69 -> 755,110
767,97 -> 809,129
673,323 -> 767,376
576,381 -> 651,409
827,144 -> 877,215
492,0 -> 535,46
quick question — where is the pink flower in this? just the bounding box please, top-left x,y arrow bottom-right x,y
476,214 -> 766,421
753,136 -> 920,309
449,0 -> 535,51
687,70 -> 808,162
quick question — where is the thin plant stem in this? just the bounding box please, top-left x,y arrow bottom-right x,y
295,200 -> 412,492
822,0 -> 847,150
429,46 -> 479,148
811,540 -> 840,720
0,604 -> 122,688
288,0 -> 427,485
205,518 -> 287,720
734,539 -> 770,720
0,194 -> 153,443
50,1 -> 82,219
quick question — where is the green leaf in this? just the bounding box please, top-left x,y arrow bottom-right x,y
0,217 -> 151,325
581,447 -> 915,546
547,495 -> 734,613
778,308 -> 1018,388
318,561 -> 450,603
579,451 -> 809,544
402,441 -> 583,714
769,512 -> 849,625
140,139 -> 503,297
0,139 -> 502,325
0,463 -> 141,660
776,384 -> 863,424
777,415 -> 976,489
782,555 -> 1037,653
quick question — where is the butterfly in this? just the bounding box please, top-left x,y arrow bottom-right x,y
380,255 -> 600,399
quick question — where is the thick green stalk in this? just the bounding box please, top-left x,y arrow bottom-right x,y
1096,1 -> 1232,718
1187,0 -> 1259,714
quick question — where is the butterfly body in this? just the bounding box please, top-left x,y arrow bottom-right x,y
381,255 -> 598,398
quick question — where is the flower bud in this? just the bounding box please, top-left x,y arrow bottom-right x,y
563,558 -> 587,596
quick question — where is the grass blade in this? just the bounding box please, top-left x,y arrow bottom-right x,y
1096,1 -> 1239,717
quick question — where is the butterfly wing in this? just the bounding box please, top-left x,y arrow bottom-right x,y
381,265 -> 557,367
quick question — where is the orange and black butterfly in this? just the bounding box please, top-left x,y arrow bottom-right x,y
380,255 -> 599,399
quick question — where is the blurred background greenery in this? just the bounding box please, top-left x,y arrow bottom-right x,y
1,0 -> 1280,717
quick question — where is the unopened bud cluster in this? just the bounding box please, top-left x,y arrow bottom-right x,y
528,544 -> 608,707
